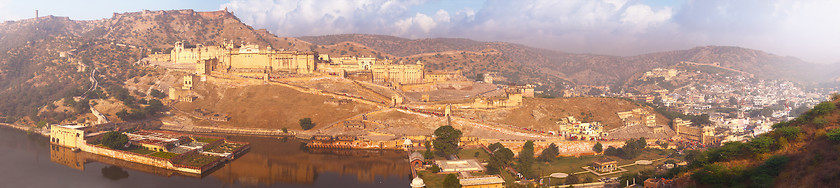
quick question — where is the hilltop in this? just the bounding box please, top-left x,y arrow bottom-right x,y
300,34 -> 838,88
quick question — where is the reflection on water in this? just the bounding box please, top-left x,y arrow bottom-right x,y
102,166 -> 130,181
37,128 -> 410,187
209,135 -> 410,186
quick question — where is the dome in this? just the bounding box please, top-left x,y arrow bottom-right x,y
410,176 -> 426,187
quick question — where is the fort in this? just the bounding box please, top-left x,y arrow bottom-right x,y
49,124 -> 249,175
165,42 -> 430,86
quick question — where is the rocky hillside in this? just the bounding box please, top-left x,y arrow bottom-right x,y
666,98 -> 840,187
0,9 -> 269,124
300,34 -> 837,87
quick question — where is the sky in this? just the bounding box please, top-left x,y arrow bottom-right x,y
1,0 -> 839,63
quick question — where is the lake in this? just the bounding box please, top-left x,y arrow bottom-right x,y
0,126 -> 410,188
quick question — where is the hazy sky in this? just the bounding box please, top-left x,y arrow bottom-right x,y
2,0 -> 839,63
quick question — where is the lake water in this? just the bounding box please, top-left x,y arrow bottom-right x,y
0,127 -> 410,188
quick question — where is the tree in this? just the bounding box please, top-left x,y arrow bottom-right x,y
101,131 -> 128,149
488,142 -> 504,152
487,146 -> 514,174
299,118 -> 315,130
518,141 -> 536,178
144,99 -> 163,115
476,73 -> 484,82
443,174 -> 462,188
593,142 -> 603,153
538,143 -> 559,162
150,89 -> 166,99
433,125 -> 462,157
424,149 -> 435,160
282,128 -> 288,133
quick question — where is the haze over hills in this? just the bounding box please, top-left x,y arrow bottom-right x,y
300,34 -> 839,87
2,9 -> 834,91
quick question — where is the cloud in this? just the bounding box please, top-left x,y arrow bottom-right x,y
621,4 -> 672,32
0,0 -> 22,22
224,0 -> 840,63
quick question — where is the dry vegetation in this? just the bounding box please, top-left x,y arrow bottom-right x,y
174,82 -> 378,130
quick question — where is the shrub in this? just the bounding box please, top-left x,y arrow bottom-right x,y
428,164 -> 441,173
813,117 -> 828,128
593,142 -> 603,153
827,128 -> 840,142
775,126 -> 801,140
748,136 -> 774,155
299,118 -> 315,130
809,101 -> 836,117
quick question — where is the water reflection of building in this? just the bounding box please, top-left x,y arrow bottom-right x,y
210,137 -> 410,186
49,144 -> 199,178
49,145 -> 86,171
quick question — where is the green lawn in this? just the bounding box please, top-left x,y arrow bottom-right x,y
173,153 -> 222,167
533,149 -> 674,177
124,146 -> 155,155
194,137 -> 219,143
417,170 -> 446,188
149,152 -> 179,159
457,148 -> 491,161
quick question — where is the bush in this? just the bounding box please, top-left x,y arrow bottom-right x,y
299,118 -> 315,130
809,101 -> 836,117
775,126 -> 801,140
813,117 -> 828,128
429,164 -> 441,173
748,136 -> 774,155
593,142 -> 603,153
827,128 -> 840,142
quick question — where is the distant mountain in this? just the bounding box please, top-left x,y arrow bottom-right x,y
299,34 -> 838,87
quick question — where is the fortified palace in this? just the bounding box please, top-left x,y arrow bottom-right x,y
150,40 -> 425,85
151,40 -> 530,109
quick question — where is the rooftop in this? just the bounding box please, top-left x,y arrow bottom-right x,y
58,124 -> 87,129
459,175 -> 505,186
435,159 -> 484,173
